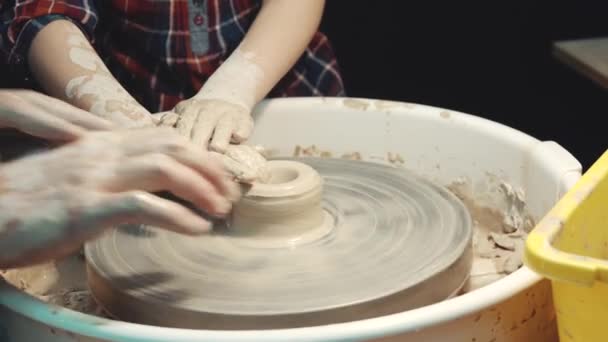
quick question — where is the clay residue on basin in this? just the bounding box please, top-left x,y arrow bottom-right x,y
447,178 -> 535,292
0,252 -> 105,316
293,144 -> 335,159
293,144 -> 405,166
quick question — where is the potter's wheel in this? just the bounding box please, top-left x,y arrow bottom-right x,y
85,158 -> 473,329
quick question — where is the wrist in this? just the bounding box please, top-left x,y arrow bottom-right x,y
194,49 -> 264,111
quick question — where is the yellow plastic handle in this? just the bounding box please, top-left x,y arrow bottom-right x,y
524,150 -> 608,286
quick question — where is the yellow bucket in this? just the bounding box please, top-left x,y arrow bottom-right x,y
524,149 -> 608,342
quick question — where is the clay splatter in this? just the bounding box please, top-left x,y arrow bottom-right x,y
448,179 -> 534,292
387,152 -> 405,165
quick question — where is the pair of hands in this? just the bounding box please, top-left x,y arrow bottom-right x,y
0,91 -> 247,268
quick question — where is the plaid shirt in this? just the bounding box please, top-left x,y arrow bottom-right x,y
0,0 -> 345,112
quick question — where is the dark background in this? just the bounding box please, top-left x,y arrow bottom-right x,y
320,1 -> 608,170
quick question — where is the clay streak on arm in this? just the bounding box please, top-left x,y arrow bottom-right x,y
28,20 -> 153,127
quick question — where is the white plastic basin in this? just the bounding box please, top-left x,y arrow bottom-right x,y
0,97 -> 582,341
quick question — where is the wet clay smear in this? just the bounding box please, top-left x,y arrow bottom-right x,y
447,180 -> 535,292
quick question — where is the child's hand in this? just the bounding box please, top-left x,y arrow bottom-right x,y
166,98 -> 253,153
157,107 -> 267,183
158,111 -> 268,183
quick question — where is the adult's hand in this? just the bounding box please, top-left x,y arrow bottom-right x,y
0,127 -> 240,268
0,89 -> 114,141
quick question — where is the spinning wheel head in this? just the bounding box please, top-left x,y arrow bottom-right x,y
85,158 -> 473,329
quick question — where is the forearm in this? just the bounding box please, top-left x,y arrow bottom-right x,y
28,20 -> 153,127
198,0 -> 324,107
241,0 -> 324,100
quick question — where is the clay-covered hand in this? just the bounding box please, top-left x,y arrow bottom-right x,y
210,144 -> 269,183
0,127 -> 240,268
0,90 -> 114,141
157,111 -> 267,183
161,45 -> 264,153
163,99 -> 253,153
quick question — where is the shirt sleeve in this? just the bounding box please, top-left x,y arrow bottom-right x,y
0,0 -> 99,83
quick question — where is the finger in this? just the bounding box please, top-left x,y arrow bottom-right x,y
204,153 -> 242,201
232,115 -> 253,143
109,153 -> 233,216
33,101 -> 114,131
94,191 -> 212,235
191,106 -> 219,150
208,116 -> 235,153
157,111 -> 179,127
118,129 -> 241,201
174,99 -> 192,114
149,113 -> 161,126
1,104 -> 86,141
175,105 -> 199,139
19,91 -> 114,131
162,148 -> 241,202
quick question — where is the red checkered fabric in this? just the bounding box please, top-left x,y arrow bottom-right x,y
1,0 -> 345,112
